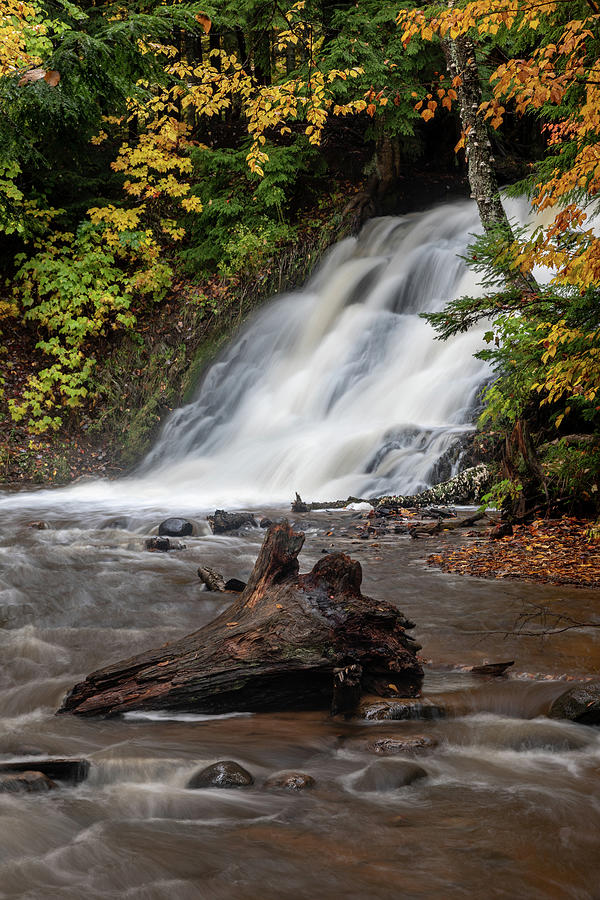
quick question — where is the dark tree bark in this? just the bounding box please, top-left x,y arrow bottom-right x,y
58,523 -> 422,717
235,26 -> 247,68
210,28 -> 221,72
501,419 -> 549,520
253,30 -> 271,85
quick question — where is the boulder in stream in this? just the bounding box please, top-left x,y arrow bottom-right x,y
548,682 -> 600,725
0,771 -> 57,793
158,518 -> 194,537
187,760 -> 254,789
208,510 -> 257,534
146,536 -> 171,552
263,772 -> 316,791
360,698 -> 444,721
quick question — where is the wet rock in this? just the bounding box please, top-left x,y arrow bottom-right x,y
26,520 -> 48,530
208,510 -> 257,534
146,536 -> 171,552
490,523 -> 513,539
224,578 -> 246,593
353,760 -> 427,791
158,517 -> 194,537
197,566 -> 226,592
260,518 -> 273,529
0,757 -> 90,784
367,736 -> 439,755
423,508 -> 456,519
360,698 -> 445,721
187,760 -> 254,789
263,772 -> 316,791
0,771 -> 57,793
548,682 -> 600,725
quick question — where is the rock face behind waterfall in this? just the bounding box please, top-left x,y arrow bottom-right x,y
58,523 -> 422,717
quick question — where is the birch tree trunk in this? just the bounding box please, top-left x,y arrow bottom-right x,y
442,32 -> 508,233
442,10 -> 537,298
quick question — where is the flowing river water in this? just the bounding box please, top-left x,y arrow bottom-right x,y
1,201 -> 599,898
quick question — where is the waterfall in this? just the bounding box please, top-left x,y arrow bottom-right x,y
135,199 -> 490,506
0,198 -> 504,512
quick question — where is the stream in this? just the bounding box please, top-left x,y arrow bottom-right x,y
0,506 -> 599,899
1,201 -> 599,898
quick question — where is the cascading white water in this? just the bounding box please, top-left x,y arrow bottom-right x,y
136,199 -> 490,505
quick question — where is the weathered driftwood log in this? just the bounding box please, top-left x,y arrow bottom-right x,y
409,509 -> 488,537
58,522 -> 422,717
197,566 -> 226,592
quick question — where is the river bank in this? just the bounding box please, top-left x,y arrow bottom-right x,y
428,516 -> 600,590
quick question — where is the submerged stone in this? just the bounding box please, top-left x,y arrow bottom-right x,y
263,772 -> 316,791
367,736 -> 439,755
491,723 -> 592,752
360,698 -> 445,721
102,517 -> 129,530
353,760 -> 427,792
187,760 -> 254,789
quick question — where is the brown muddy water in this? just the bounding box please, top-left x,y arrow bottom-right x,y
1,502 -> 599,899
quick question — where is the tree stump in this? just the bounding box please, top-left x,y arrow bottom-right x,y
58,522 -> 422,717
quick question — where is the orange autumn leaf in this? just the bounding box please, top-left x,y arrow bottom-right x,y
195,12 -> 212,34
